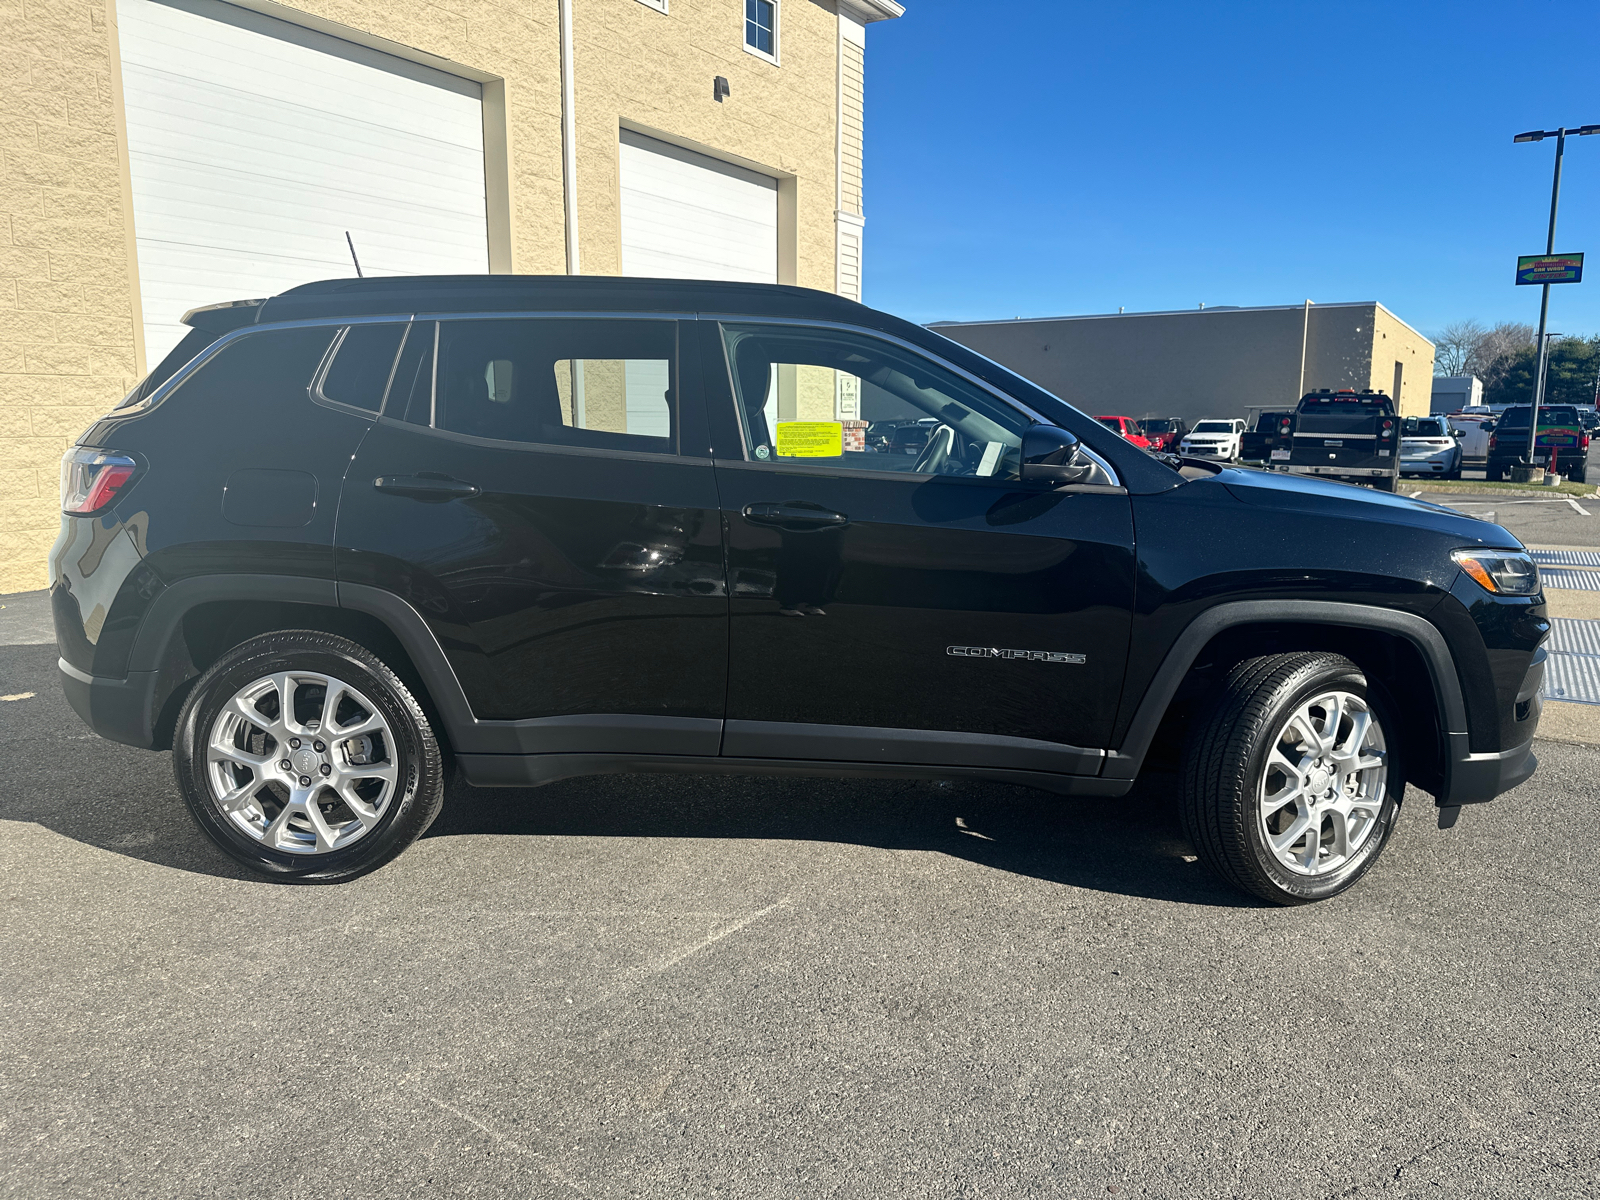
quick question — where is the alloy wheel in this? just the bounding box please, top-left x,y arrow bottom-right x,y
205,670 -> 399,854
1257,689 -> 1388,876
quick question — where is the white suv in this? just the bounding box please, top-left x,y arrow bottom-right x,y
1179,418 -> 1245,460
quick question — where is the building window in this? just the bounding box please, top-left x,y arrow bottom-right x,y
744,0 -> 777,62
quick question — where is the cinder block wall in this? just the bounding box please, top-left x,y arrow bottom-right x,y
0,0 -> 142,595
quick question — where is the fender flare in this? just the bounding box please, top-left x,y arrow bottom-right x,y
1101,599 -> 1467,781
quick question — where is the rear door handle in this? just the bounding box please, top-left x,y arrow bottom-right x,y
372,474 -> 482,501
741,501 -> 849,528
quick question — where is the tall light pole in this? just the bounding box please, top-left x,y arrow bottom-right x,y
1513,124 -> 1600,467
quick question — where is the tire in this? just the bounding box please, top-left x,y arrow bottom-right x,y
1487,461 -> 1507,482
1568,460 -> 1587,484
173,630 -> 446,882
1180,652 -> 1403,905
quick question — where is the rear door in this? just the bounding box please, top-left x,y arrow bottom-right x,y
701,320 -> 1136,774
336,315 -> 727,753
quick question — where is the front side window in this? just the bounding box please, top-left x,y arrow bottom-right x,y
396,318 -> 676,453
721,324 -> 1030,480
745,0 -> 776,57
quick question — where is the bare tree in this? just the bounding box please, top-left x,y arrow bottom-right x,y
1431,319 -> 1486,376
1470,322 -> 1535,392
1430,320 -> 1535,392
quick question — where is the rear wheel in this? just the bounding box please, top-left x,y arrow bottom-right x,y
173,631 -> 445,882
1180,652 -> 1403,905
1568,459 -> 1587,483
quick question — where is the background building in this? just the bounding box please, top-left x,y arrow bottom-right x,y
931,301 -> 1435,425
0,0 -> 901,593
1431,374 -> 1484,413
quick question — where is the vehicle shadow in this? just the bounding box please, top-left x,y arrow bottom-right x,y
417,766 -> 1259,908
3,642 -> 1252,905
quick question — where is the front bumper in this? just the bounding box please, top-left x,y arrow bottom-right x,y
1180,444 -> 1232,457
1439,644 -> 1544,805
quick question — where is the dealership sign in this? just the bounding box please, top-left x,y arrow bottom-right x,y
1516,253 -> 1584,285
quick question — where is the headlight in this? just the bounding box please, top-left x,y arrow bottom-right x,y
1452,549 -> 1540,596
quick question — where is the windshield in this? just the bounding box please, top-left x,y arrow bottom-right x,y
1142,419 -> 1177,433
1097,417 -> 1123,431
1193,421 -> 1232,433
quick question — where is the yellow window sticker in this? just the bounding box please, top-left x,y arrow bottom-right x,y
774,421 -> 844,458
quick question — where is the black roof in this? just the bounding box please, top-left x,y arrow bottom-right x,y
258,274 -> 878,327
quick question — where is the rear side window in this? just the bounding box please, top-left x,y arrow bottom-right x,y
165,326 -> 339,413
116,327 -> 217,410
316,324 -> 406,412
415,318 -> 677,452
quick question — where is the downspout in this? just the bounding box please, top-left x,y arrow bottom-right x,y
559,0 -> 580,274
1297,299 -> 1312,397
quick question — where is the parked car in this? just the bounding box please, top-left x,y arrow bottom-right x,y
1483,405 -> 1590,482
1137,417 -> 1187,453
1400,416 -> 1464,480
53,275 -> 1546,905
1239,411 -> 1293,466
1285,389 -> 1400,492
1179,418 -> 1246,461
1095,414 -> 1152,448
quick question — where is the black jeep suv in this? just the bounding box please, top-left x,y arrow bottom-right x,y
52,277 -> 1547,904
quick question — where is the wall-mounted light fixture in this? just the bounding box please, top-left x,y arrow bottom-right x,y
714,76 -> 730,103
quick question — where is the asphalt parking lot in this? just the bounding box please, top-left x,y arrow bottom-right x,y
3,611 -> 1598,1197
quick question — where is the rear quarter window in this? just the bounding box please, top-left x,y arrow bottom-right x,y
165,326 -> 340,415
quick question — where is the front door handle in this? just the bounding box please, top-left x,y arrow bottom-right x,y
373,474 -> 482,501
741,501 -> 849,529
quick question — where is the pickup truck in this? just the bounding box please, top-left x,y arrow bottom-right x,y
1286,389 -> 1400,492
1484,405 -> 1590,482
1239,411 -> 1293,466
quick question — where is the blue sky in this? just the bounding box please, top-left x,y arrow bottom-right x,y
863,0 -> 1600,340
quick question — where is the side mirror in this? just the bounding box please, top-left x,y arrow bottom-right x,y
1481,421 -> 1495,432
1021,424 -> 1094,486
1450,428 -> 1464,438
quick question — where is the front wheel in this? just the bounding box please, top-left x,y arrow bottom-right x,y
1180,652 -> 1403,905
173,630 -> 446,882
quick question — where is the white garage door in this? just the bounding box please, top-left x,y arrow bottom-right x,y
619,130 -> 778,284
117,0 -> 489,364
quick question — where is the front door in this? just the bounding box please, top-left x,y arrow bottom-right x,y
337,315 -> 727,754
701,321 -> 1136,772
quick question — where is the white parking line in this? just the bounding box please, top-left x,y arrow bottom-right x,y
1566,497 -> 1591,517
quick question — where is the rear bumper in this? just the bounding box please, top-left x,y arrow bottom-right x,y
59,658 -> 162,749
1286,465 -> 1394,478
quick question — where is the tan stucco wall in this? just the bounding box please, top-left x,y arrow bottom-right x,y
1370,304 -> 1434,417
571,0 -> 840,287
0,0 -> 852,593
936,303 -> 1437,427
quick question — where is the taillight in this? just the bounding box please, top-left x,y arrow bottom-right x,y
1279,419 -> 1290,432
60,448 -> 137,515
1489,434 -> 1498,451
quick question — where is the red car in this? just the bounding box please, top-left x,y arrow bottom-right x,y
1096,415 -> 1152,448
1137,417 -> 1188,452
